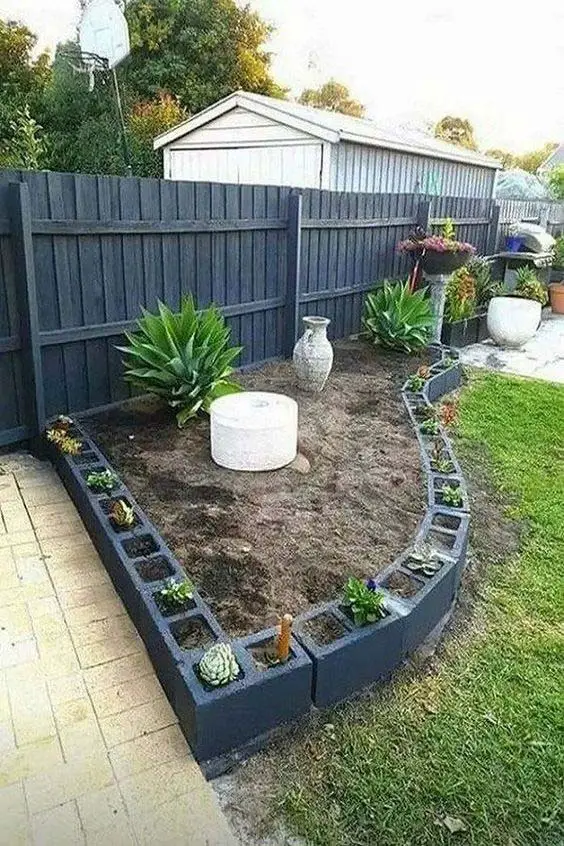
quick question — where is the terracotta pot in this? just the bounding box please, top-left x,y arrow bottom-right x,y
549,283 -> 564,315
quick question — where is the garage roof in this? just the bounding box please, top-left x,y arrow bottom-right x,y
154,91 -> 500,169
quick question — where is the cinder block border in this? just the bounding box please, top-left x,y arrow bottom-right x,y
47,345 -> 469,771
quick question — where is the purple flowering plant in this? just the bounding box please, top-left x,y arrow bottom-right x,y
344,577 -> 387,626
398,219 -> 476,256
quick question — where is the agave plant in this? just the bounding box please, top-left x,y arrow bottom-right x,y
362,281 -> 433,353
117,296 -> 243,427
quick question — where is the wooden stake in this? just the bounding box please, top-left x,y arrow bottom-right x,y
277,614 -> 293,663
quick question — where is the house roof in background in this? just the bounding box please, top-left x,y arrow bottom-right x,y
154,91 -> 501,169
537,143 -> 564,172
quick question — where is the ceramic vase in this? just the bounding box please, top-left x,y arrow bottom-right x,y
293,316 -> 333,392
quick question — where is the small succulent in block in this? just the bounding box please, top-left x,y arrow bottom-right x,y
156,577 -> 194,613
420,418 -> 440,435
405,544 -> 445,577
198,642 -> 240,687
430,440 -> 455,474
406,373 -> 426,392
46,427 -> 83,455
343,577 -> 387,627
439,399 -> 459,428
439,484 -> 463,508
109,499 -> 135,528
86,469 -> 119,494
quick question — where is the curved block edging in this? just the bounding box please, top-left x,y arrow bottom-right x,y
48,344 -> 469,768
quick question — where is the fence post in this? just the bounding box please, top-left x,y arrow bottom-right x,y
417,198 -> 431,232
9,181 -> 46,439
285,190 -> 303,358
486,202 -> 501,255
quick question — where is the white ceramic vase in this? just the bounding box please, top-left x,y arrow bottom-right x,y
293,316 -> 333,392
487,296 -> 541,349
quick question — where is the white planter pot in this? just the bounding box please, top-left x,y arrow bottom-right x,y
486,297 -> 541,349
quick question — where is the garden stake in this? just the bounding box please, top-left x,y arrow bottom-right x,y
277,614 -> 293,663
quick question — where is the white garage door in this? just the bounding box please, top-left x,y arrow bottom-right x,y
168,144 -> 323,188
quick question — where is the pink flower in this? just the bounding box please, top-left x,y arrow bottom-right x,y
398,236 -> 475,255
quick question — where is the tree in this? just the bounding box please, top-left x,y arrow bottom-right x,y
122,0 -> 286,114
298,79 -> 365,118
128,92 -> 187,177
0,19 -> 50,152
517,142 -> 557,173
434,116 -> 477,151
547,164 -> 564,200
0,105 -> 45,169
485,148 -> 516,169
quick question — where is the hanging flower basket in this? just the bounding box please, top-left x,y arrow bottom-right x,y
399,234 -> 476,277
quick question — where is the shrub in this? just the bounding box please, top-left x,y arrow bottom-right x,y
445,266 -> 476,322
514,268 -> 548,306
343,577 -> 387,626
552,236 -> 564,269
118,296 -> 243,427
362,281 -> 433,353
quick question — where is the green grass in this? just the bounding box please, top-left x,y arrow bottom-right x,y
280,373 -> 564,846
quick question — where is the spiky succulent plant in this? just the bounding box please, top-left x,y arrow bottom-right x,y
362,281 -> 433,354
198,643 -> 240,687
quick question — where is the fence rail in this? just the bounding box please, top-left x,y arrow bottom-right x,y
0,168 -> 562,447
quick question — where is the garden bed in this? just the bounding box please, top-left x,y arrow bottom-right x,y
83,341 -> 426,638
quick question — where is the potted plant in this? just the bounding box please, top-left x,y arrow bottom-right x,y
441,258 -> 496,347
487,268 -> 548,349
549,236 -> 564,314
399,219 -> 476,276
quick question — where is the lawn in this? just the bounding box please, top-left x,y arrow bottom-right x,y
280,372 -> 564,846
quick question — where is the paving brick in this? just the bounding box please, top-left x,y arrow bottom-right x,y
49,567 -> 110,593
84,819 -> 136,846
58,583 -> 117,611
69,614 -> 136,648
131,786 -> 238,846
76,634 -> 143,670
47,674 -> 87,707
24,756 -> 114,815
0,736 -> 63,788
35,638 -> 79,678
35,519 -> 87,542
76,784 -> 129,835
63,597 -> 125,629
27,596 -> 61,622
15,555 -> 50,586
0,781 -> 30,846
0,720 -> 15,753
52,697 -> 96,731
0,605 -> 33,645
21,484 -> 70,507
89,672 -> 162,720
0,477 -> 20,504
8,679 -> 56,747
31,609 -> 68,644
108,724 -> 187,781
0,530 -> 37,549
28,502 -> 80,526
0,638 -> 38,670
99,696 -> 176,749
0,503 -> 32,534
0,582 -> 54,610
118,755 -> 203,817
31,799 -> 84,845
59,719 -> 106,762
83,652 -> 153,693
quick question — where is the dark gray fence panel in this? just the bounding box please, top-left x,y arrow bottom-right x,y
1,167 -> 562,447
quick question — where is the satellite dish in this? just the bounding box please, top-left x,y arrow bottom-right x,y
79,0 -> 130,69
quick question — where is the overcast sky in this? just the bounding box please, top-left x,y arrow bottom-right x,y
1,0 -> 562,153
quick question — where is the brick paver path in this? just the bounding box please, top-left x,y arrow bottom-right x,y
0,454 -> 238,846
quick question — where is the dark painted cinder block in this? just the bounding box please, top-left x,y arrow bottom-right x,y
174,629 -> 313,763
294,601 -> 407,708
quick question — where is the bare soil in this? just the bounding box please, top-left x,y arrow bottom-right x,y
83,340 -> 426,638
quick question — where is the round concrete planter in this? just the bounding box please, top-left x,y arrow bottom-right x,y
487,296 -> 541,348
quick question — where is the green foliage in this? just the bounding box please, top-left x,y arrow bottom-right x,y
485,141 -> 558,173
434,115 -> 477,151
0,105 -> 45,169
406,373 -> 426,392
553,236 -> 564,269
86,470 -> 119,494
156,577 -> 194,612
127,92 -> 187,177
430,441 -> 454,474
298,79 -> 365,117
118,296 -> 242,427
514,268 -> 549,305
420,418 -> 440,435
438,484 -> 462,507
362,281 -> 433,354
123,0 -> 286,115
198,642 -> 240,686
343,577 -> 386,627
442,218 -> 455,240
466,256 -> 496,308
547,164 -> 564,200
109,499 -> 135,527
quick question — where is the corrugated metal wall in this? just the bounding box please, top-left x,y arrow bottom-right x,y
330,142 -> 496,199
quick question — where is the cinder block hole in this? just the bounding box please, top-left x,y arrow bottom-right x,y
170,617 -> 216,652
80,465 -> 106,481
248,637 -> 295,671
72,451 -> 97,465
100,497 -> 140,532
301,612 -> 348,647
122,533 -> 158,559
432,513 -> 461,531
426,529 -> 456,552
381,570 -> 424,599
135,555 -> 174,583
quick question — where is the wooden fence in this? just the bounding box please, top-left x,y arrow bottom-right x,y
0,168 -> 562,447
